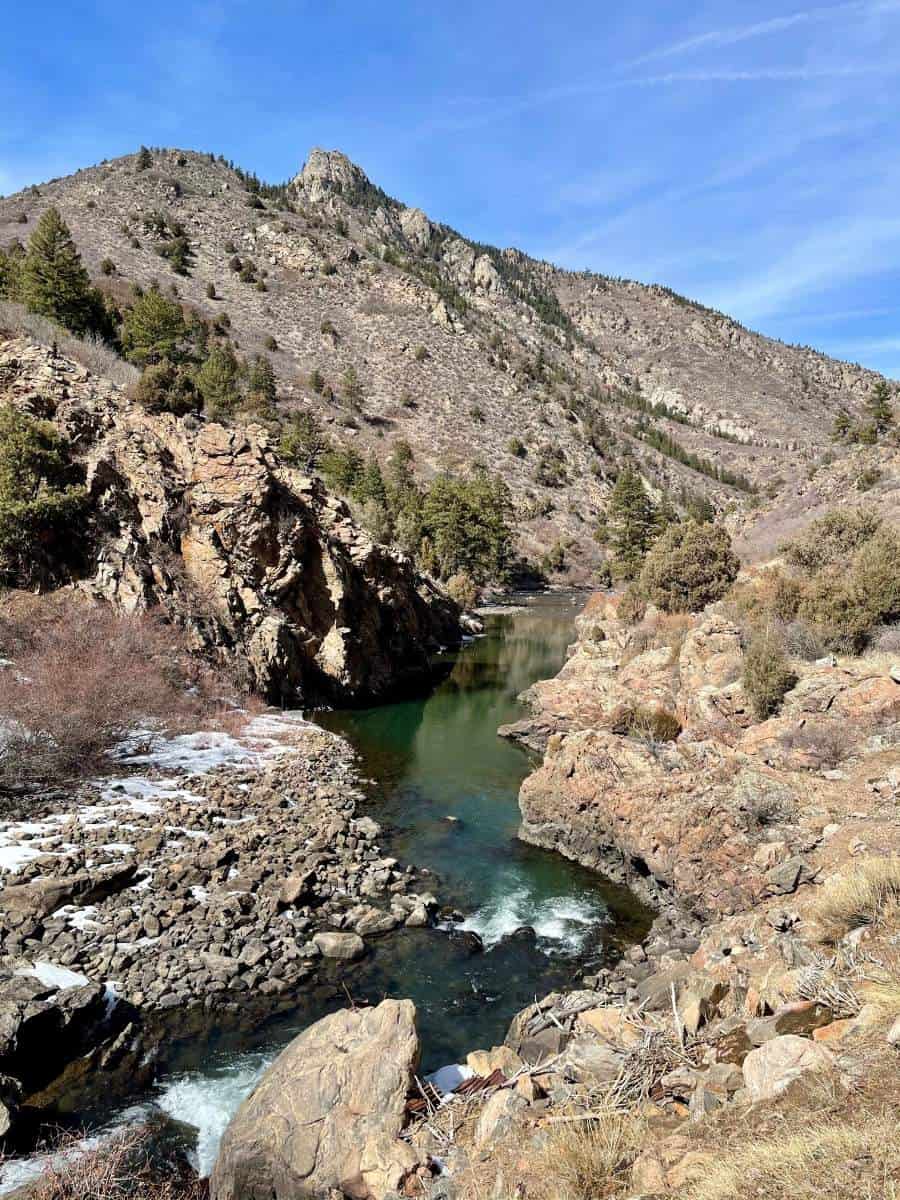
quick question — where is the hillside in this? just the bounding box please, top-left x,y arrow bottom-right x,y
1,146 -> 895,574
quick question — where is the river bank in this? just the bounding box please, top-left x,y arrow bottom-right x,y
0,593 -> 652,1187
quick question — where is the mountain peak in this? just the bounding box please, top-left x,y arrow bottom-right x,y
293,148 -> 372,202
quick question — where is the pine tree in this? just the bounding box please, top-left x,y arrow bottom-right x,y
355,454 -> 388,507
279,411 -> 326,471
0,405 -> 88,586
341,364 -> 363,407
121,287 -> 187,365
20,207 -> 102,336
136,145 -> 152,171
0,240 -> 24,301
605,465 -> 658,579
246,355 -> 277,408
831,410 -> 854,442
196,343 -> 241,419
866,381 -> 895,436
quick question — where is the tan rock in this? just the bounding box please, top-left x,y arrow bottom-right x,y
210,999 -> 420,1200
466,1045 -> 524,1077
473,1089 -> 527,1148
742,1035 -> 834,1101
577,1006 -> 643,1046
813,1019 -> 855,1044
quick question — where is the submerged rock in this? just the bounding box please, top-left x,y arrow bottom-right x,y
210,999 -> 421,1200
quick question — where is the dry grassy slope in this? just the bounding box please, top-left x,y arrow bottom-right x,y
0,147 -> 892,576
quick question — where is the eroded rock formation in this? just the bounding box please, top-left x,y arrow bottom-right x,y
0,337 -> 460,704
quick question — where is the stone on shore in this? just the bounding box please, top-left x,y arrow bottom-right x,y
210,999 -> 421,1200
313,930 -> 366,960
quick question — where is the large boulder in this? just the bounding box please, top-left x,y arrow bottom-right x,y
210,999 -> 421,1200
742,1034 -> 834,1101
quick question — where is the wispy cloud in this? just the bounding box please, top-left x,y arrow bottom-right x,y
707,213 -> 900,322
627,2 -> 870,67
831,335 -> 900,353
627,63 -> 896,85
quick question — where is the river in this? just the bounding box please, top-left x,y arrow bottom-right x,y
1,592 -> 650,1185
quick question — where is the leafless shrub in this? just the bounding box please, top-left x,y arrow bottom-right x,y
0,592 -> 236,789
782,618 -> 826,662
777,720 -> 855,769
27,1124 -> 203,1200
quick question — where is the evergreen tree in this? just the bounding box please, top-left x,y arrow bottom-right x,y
196,343 -> 241,419
279,411 -> 326,471
121,287 -> 188,365
0,405 -> 88,587
831,410 -> 854,442
420,468 -> 514,583
605,465 -> 658,579
385,441 -> 423,556
246,355 -> 277,408
20,207 -> 105,337
355,453 -> 388,508
866,381 -> 895,436
136,145 -> 152,170
341,364 -> 363,407
319,445 -> 364,492
0,240 -> 24,301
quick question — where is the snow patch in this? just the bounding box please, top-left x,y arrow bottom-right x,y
426,1063 -> 473,1096
16,961 -> 90,989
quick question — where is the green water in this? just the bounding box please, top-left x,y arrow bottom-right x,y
315,591 -> 651,1065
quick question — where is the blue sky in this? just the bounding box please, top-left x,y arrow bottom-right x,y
3,1 -> 900,375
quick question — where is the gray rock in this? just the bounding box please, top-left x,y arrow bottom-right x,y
312,931 -> 366,960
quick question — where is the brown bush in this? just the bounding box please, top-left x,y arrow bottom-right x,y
28,1124 -> 203,1200
617,584 -> 646,624
777,720 -> 855,769
0,593 -> 233,789
445,571 -> 479,610
611,702 -> 682,743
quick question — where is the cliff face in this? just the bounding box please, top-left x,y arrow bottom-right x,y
511,593 -> 900,920
0,336 -> 460,704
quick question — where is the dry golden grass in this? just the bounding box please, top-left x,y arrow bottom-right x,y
864,950 -> 900,1016
533,1108 -> 645,1200
811,858 -> 900,944
677,1118 -> 900,1200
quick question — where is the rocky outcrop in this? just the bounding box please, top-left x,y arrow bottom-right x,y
515,594 -> 900,920
211,998 -> 421,1200
0,338 -> 460,705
